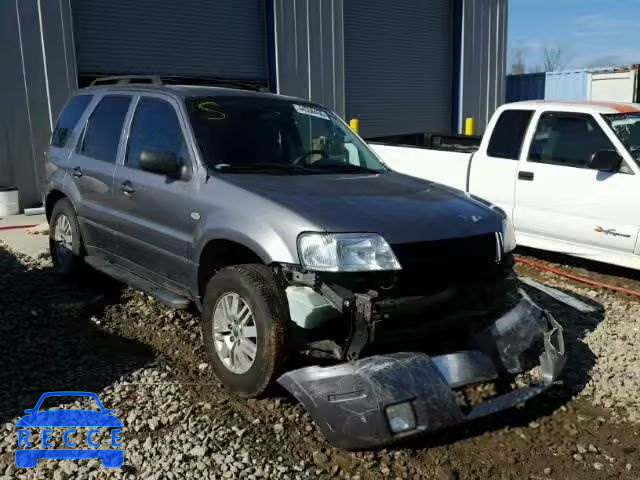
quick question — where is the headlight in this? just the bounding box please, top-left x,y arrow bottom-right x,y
298,233 -> 402,272
502,216 -> 517,253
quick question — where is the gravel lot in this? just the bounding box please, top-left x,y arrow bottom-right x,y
1,243 -> 639,479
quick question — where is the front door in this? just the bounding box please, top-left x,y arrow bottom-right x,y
67,95 -> 132,253
111,95 -> 198,289
514,110 -> 640,255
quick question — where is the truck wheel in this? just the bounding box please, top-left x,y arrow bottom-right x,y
49,198 -> 85,277
202,264 -> 289,398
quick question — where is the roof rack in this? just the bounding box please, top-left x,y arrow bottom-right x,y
89,75 -> 269,92
90,75 -> 163,86
162,76 -> 270,92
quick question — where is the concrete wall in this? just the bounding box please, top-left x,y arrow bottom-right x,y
272,0 -> 345,117
458,0 -> 507,134
0,0 -> 76,209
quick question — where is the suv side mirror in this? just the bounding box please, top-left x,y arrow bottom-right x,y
589,149 -> 622,172
139,150 -> 181,176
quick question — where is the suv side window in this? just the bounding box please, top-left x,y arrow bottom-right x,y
487,109 -> 534,159
529,112 -> 616,168
79,95 -> 131,163
126,97 -> 189,170
51,95 -> 92,147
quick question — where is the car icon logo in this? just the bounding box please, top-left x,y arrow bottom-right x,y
15,391 -> 124,468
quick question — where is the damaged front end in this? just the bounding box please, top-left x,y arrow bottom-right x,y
277,259 -> 565,448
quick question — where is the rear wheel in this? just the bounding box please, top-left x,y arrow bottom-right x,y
49,198 -> 85,276
202,264 -> 289,398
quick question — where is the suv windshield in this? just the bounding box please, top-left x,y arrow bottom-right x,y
604,112 -> 640,163
186,96 -> 386,174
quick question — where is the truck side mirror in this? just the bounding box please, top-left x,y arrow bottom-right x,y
139,150 -> 181,177
589,149 -> 622,172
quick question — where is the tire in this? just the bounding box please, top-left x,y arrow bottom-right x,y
49,198 -> 85,277
202,264 -> 290,398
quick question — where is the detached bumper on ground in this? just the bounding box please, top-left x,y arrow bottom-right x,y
278,293 -> 565,449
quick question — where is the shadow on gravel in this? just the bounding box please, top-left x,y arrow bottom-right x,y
399,278 -> 605,452
0,247 -> 154,422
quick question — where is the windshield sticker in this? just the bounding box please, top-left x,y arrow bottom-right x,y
293,104 -> 330,120
196,101 -> 226,120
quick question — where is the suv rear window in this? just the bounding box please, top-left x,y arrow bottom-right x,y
487,109 -> 534,159
79,95 -> 131,163
51,95 -> 92,147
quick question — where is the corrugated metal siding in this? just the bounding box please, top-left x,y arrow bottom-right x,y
273,0 -> 345,116
506,73 -> 545,102
344,0 -> 452,138
0,0 -> 76,208
458,0 -> 507,134
545,69 -> 589,101
72,0 -> 267,80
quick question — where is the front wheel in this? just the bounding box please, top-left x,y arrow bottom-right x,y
202,264 -> 290,398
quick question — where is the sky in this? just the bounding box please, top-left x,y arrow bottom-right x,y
508,0 -> 640,71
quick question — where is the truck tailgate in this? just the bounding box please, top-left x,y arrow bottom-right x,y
370,144 -> 472,192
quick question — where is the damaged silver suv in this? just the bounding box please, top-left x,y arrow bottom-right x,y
44,77 -> 565,449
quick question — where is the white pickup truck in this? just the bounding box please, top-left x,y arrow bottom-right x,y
371,100 -> 640,270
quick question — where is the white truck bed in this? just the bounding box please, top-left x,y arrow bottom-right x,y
369,144 -> 471,192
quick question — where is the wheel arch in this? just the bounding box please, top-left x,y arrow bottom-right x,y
45,190 -> 68,221
197,238 -> 267,299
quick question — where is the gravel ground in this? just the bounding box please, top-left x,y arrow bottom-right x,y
1,243 -> 639,479
516,262 -> 640,424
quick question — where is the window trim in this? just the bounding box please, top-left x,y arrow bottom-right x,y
526,111 -> 618,170
124,95 -> 192,172
50,95 -> 94,148
75,94 -> 133,164
485,108 -> 534,160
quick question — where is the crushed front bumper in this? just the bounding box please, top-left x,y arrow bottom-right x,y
278,292 -> 565,449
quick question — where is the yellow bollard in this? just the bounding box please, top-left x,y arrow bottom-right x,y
464,117 -> 475,136
349,118 -> 360,134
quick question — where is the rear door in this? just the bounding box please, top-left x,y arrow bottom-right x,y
67,94 -> 132,253
468,108 -> 534,217
111,94 -> 198,288
514,110 -> 640,253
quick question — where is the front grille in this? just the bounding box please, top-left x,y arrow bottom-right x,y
392,233 -> 499,272
388,233 -> 504,295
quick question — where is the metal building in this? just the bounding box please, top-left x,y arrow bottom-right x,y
1,0 -> 507,210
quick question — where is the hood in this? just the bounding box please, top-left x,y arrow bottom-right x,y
218,172 -> 502,244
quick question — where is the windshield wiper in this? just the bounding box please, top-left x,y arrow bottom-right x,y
212,163 -> 318,174
312,164 -> 383,174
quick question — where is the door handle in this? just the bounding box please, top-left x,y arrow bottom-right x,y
120,181 -> 135,195
70,166 -> 83,178
518,171 -> 534,181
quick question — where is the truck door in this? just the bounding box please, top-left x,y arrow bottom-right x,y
514,111 -> 639,254
469,109 -> 534,218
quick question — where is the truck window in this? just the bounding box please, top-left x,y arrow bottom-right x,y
529,112 -> 615,168
126,98 -> 189,170
487,110 -> 533,159
79,95 -> 131,163
51,95 -> 92,147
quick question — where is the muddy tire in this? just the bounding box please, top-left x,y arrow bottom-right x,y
49,198 -> 85,277
202,264 -> 289,398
